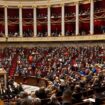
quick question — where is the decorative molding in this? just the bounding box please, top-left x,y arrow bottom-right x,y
60,3 -> 65,6
37,5 -> 48,8
0,0 -> 88,7
51,4 -> 62,7
18,4 -> 23,8
32,5 -> 37,8
3,4 -> 8,7
0,35 -> 105,42
47,5 -> 51,7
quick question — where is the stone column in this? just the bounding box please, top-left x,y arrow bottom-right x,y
33,7 -> 37,37
19,7 -> 23,37
75,2 -> 79,35
61,4 -> 65,36
90,0 -> 94,35
4,6 -> 8,37
48,6 -> 51,37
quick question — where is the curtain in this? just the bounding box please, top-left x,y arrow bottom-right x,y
51,24 -> 61,32
8,9 -> 19,17
37,24 -> 47,32
94,19 -> 104,27
8,24 -> 19,32
94,19 -> 105,34
37,8 -> 47,15
37,24 -> 43,32
80,22 -> 89,31
51,7 -> 61,15
79,3 -> 90,11
65,5 -> 75,13
23,25 -> 33,31
0,8 -> 4,17
94,0 -> 105,9
22,9 -> 33,18
0,24 -> 4,32
65,23 -> 75,32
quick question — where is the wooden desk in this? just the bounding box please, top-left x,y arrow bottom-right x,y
0,100 -> 4,105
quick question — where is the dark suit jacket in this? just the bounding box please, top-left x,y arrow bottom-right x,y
62,102 -> 72,105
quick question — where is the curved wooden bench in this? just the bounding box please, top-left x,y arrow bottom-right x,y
14,76 -> 49,87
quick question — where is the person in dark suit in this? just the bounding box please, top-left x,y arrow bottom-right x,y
62,89 -> 72,105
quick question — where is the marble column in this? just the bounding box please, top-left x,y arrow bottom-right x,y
90,0 -> 94,35
19,7 -> 23,37
33,7 -> 37,37
4,7 -> 8,37
61,4 -> 65,36
75,2 -> 79,35
48,6 -> 51,37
